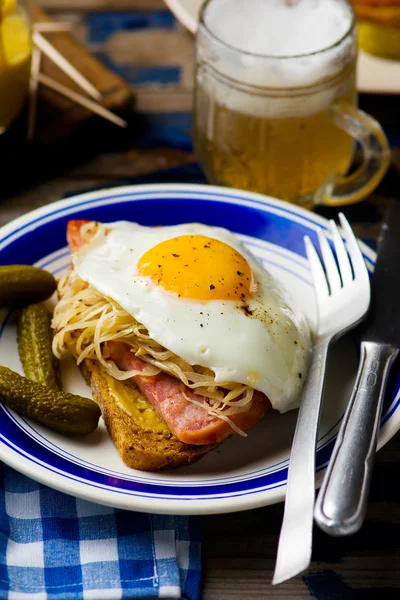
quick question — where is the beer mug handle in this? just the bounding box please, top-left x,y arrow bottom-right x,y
321,103 -> 391,207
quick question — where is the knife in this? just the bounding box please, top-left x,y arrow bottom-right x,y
314,199 -> 400,536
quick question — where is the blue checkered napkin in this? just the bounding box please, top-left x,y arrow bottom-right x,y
0,465 -> 201,600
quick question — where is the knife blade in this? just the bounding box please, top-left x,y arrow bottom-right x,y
314,199 -> 400,536
361,201 -> 400,345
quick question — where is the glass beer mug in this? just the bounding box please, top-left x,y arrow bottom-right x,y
194,0 -> 390,208
0,0 -> 32,132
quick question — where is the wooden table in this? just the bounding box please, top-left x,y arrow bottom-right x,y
1,2 -> 399,598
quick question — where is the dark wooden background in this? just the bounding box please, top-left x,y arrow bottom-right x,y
1,1 -> 399,598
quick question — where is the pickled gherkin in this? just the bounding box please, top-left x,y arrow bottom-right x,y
0,265 -> 56,306
0,365 -> 100,435
18,303 -> 61,390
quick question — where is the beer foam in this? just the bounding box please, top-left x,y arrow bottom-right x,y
198,0 -> 357,117
204,0 -> 352,58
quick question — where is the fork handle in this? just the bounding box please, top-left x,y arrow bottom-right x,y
315,341 -> 398,537
273,338 -> 330,584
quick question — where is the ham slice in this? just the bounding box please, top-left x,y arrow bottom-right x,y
107,341 -> 269,445
67,219 -> 89,251
66,220 -> 270,445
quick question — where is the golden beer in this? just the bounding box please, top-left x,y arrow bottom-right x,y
195,0 -> 389,208
195,74 -> 356,203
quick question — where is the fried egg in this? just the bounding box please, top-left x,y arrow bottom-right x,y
72,221 -> 311,412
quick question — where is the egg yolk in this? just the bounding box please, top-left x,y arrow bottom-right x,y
138,235 -> 254,301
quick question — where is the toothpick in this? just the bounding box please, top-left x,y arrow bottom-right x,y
37,73 -> 128,129
33,32 -> 102,101
27,46 -> 42,141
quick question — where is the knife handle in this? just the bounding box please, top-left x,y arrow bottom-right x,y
315,341 -> 398,537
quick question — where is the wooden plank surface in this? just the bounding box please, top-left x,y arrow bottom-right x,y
0,148 -> 195,226
202,437 -> 400,598
35,0 -> 195,117
38,0 -> 166,11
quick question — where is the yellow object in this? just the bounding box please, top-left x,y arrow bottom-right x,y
138,235 -> 253,301
0,4 -> 32,129
2,13 -> 31,65
1,0 -> 16,17
107,375 -> 169,432
358,21 -> 400,58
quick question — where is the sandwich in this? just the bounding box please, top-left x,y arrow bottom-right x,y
52,220 -> 311,471
353,0 -> 400,59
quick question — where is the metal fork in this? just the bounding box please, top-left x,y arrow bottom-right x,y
272,214 -> 370,585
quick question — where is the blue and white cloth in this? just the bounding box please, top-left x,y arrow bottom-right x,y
0,466 -> 201,600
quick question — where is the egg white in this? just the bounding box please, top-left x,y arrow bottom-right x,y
72,221 -> 311,412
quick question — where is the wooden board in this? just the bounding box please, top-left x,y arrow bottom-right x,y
31,2 -> 133,143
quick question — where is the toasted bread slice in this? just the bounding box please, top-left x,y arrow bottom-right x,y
82,361 -> 218,471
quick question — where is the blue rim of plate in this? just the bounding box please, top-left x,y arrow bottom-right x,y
0,184 -> 398,511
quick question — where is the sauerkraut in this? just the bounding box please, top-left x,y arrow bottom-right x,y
52,270 -> 254,427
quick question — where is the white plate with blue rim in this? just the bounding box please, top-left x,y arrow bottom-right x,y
0,183 -> 398,515
163,0 -> 400,95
